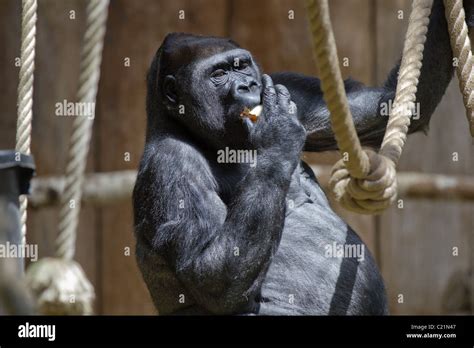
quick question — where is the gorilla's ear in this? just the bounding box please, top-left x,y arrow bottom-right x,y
164,75 -> 178,105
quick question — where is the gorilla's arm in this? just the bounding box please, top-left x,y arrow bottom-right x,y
270,75 -> 390,151
134,137 -> 292,314
272,0 -> 471,152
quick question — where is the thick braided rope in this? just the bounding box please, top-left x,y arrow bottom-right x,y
306,0 -> 432,214
305,0 -> 370,179
379,0 -> 432,163
15,0 -> 37,244
444,0 -> 474,136
56,0 -> 109,260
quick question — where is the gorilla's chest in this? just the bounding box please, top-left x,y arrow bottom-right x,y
282,165 -> 350,257
256,167 -> 357,314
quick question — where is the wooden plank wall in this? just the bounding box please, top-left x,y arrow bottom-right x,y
0,0 -> 472,314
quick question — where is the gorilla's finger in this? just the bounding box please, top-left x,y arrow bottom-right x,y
275,84 -> 291,109
262,74 -> 274,90
262,75 -> 277,119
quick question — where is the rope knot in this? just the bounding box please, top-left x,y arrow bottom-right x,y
329,150 -> 398,214
25,257 -> 94,315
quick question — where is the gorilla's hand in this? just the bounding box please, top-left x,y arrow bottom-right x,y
249,75 -> 305,161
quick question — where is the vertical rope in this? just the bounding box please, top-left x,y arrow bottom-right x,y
379,0 -> 433,163
444,0 -> 474,137
15,0 -> 37,245
56,0 -> 109,260
305,0 -> 370,179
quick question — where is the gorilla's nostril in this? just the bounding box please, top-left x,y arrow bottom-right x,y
232,80 -> 261,107
237,84 -> 251,93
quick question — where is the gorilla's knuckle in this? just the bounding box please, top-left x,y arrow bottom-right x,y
275,84 -> 290,96
264,87 -> 276,97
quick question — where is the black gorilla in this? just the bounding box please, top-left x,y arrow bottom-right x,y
133,0 -> 473,315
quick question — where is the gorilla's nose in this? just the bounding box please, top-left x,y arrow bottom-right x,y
232,79 -> 261,107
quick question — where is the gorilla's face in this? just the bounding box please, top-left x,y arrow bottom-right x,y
151,34 -> 263,148
195,48 -> 262,120
176,49 -> 262,142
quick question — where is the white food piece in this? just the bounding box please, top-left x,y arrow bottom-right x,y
250,105 -> 263,117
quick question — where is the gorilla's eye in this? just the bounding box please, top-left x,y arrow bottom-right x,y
211,69 -> 227,78
237,62 -> 249,70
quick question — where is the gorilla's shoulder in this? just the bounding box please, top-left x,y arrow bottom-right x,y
145,136 -> 202,163
140,136 -> 212,182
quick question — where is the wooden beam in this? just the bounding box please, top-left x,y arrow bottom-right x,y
29,170 -> 136,208
28,167 -> 474,209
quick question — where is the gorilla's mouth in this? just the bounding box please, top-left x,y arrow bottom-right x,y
240,105 -> 262,122
240,105 -> 262,128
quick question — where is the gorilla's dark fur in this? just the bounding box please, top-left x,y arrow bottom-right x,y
133,0 -> 473,315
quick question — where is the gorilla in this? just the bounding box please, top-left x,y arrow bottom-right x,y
133,0 -> 474,315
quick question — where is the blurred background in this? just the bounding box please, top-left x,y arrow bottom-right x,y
0,0 -> 472,315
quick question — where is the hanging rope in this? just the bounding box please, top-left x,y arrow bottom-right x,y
57,0 -> 109,260
25,0 -> 109,315
15,0 -> 37,245
305,0 -> 432,214
444,0 -> 474,137
305,0 -> 370,179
